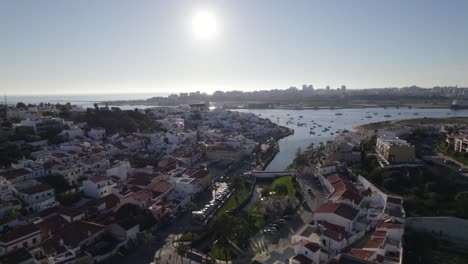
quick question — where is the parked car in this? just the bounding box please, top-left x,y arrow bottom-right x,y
274,219 -> 286,224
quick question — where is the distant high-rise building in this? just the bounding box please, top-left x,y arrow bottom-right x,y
341,85 -> 346,91
326,85 -> 330,91
302,84 -> 314,91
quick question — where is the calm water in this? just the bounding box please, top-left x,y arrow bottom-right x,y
237,108 -> 468,171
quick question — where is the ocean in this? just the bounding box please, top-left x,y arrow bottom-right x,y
5,93 -> 170,110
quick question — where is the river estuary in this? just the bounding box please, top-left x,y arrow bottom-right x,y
236,107 -> 468,171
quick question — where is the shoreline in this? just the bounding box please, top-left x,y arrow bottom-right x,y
260,127 -> 294,170
354,116 -> 468,131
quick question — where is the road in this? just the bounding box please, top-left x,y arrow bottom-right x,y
110,188 -> 214,264
422,153 -> 468,177
111,160 -> 255,264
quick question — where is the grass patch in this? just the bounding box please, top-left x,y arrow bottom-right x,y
437,143 -> 468,166
178,232 -> 207,242
270,176 -> 296,197
357,117 -> 468,131
248,202 -> 267,230
215,179 -> 255,217
211,244 -> 234,261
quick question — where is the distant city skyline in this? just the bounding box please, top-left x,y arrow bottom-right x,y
1,0 -> 468,95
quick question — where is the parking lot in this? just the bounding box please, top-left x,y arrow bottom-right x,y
192,182 -> 231,224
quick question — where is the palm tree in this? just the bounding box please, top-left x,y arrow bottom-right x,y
230,177 -> 244,207
175,243 -> 188,264
186,202 -> 197,264
230,176 -> 243,190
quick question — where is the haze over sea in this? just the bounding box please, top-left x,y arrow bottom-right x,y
6,93 -> 170,108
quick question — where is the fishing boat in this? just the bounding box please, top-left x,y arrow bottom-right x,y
335,113 -> 343,116
384,114 -> 392,117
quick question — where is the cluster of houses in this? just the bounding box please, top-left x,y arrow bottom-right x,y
253,127 -> 411,264
0,103 -> 289,263
288,160 -> 405,264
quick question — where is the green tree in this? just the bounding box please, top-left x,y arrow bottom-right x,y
455,191 -> 468,218
230,177 -> 244,207
274,183 -> 288,196
4,208 -> 21,219
186,201 -> 197,264
16,102 -> 27,109
142,231 -> 155,244
175,243 -> 188,264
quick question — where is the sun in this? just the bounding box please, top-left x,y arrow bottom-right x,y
191,9 -> 218,41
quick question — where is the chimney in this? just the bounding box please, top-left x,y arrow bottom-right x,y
338,233 -> 342,240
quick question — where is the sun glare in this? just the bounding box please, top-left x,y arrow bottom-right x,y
191,9 -> 218,41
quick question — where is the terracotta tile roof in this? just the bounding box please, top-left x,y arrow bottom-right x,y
346,249 -> 375,261
81,194 -> 120,210
316,203 -> 359,221
147,180 -> 174,194
50,221 -> 105,248
386,196 -> 402,205
51,152 -> 69,158
18,183 -> 53,195
334,180 -> 358,192
363,237 -> 384,249
330,189 -> 363,205
0,224 -> 40,243
1,168 -> 31,180
318,221 -> 347,242
88,175 -> 111,184
127,189 -> 152,202
304,242 -> 321,252
327,174 -> 343,184
40,206 -> 84,218
185,168 -> 209,179
372,231 -> 387,238
384,256 -> 400,263
292,254 -> 313,264
37,214 -> 68,239
128,172 -> 154,187
377,218 -> 404,230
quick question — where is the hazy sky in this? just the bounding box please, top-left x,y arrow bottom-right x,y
2,0 -> 468,95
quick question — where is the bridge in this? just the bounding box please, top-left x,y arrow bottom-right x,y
244,170 -> 296,179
